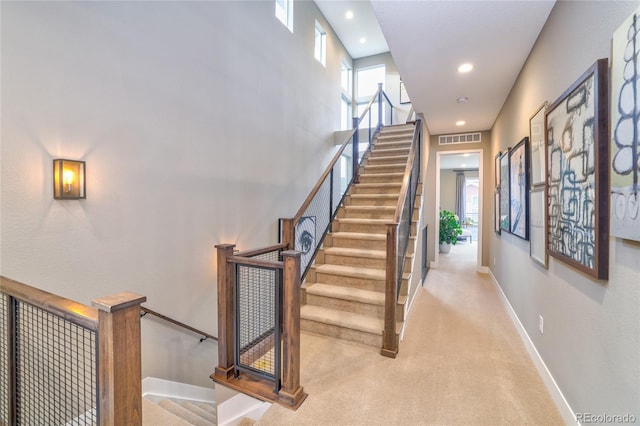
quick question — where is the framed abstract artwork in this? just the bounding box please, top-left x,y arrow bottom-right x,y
610,6 -> 640,242
499,149 -> 510,233
509,137 -> 529,240
494,190 -> 501,234
545,59 -> 609,280
529,103 -> 547,187
530,187 -> 547,268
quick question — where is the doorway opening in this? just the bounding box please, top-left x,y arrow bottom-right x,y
435,149 -> 483,270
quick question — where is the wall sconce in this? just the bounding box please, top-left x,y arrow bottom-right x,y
53,159 -> 86,199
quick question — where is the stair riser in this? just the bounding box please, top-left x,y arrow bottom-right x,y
362,164 -> 407,174
300,319 -> 381,347
340,209 -> 395,220
345,196 -> 398,207
374,143 -> 412,151
359,174 -> 404,184
351,185 -> 401,195
334,221 -> 388,234
315,271 -> 385,292
330,236 -> 387,251
324,253 -> 387,269
365,156 -> 408,165
369,148 -> 410,157
305,293 -> 384,318
377,134 -> 414,142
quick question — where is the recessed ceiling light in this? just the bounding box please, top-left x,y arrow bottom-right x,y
461,163 -> 467,167
463,153 -> 470,157
346,10 -> 354,20
456,120 -> 466,126
458,63 -> 474,73
359,37 -> 367,44
457,97 -> 469,103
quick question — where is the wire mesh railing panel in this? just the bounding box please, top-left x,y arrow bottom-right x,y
249,248 -> 283,262
295,177 -> 331,278
0,293 -> 8,424
235,264 -> 280,382
15,300 -> 97,425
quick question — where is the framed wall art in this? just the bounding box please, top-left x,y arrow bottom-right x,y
495,151 -> 502,188
610,6 -> 640,242
494,190 -> 501,234
509,137 -> 529,239
529,187 -> 547,268
499,149 -> 510,232
529,103 -> 547,187
400,81 -> 410,104
545,59 -> 609,280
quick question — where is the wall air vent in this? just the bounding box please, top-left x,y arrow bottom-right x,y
439,132 -> 482,145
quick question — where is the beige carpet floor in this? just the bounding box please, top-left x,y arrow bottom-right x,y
256,241 -> 563,425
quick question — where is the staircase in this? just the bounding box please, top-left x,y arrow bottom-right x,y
300,123 -> 423,349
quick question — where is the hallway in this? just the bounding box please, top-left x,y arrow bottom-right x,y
256,243 -> 562,425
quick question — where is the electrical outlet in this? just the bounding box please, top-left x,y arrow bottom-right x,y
538,315 -> 544,334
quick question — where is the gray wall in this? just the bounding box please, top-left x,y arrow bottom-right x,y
491,1 -> 640,420
1,1 -> 352,387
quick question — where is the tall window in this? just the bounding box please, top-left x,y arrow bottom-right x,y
356,65 -> 386,124
275,0 -> 293,32
341,60 -> 352,130
356,65 -> 385,99
314,21 -> 326,66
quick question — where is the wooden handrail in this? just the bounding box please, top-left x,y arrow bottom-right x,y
293,87 -> 384,223
0,275 -> 98,331
140,305 -> 218,342
228,256 -> 284,269
235,243 -> 288,258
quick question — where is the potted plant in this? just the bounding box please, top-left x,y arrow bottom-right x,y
439,210 -> 463,253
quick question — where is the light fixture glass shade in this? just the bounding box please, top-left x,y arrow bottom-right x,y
53,159 -> 85,199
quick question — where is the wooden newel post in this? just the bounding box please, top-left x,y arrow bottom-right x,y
280,218 -> 295,251
214,243 -> 236,380
279,250 -> 305,407
92,291 -> 147,426
381,223 -> 398,358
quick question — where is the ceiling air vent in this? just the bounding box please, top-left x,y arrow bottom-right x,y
439,132 -> 482,145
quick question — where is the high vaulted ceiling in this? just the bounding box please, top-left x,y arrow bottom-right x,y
317,0 -> 556,136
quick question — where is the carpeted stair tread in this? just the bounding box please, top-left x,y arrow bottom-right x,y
324,246 -> 386,260
142,398 -> 192,426
181,401 -> 217,424
344,205 -> 396,215
359,172 -> 404,178
331,232 -> 386,241
337,217 -> 394,225
301,305 -> 383,335
197,403 -> 217,416
158,399 -> 215,426
367,155 -> 410,162
315,264 -> 385,280
306,283 -> 384,305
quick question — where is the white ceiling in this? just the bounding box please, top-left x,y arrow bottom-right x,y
316,0 -> 556,136
315,1 -> 389,59
440,153 -> 480,170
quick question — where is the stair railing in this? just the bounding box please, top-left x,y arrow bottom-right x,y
140,305 -> 217,343
213,244 -> 305,408
0,275 -> 146,425
381,117 -> 422,358
280,83 -> 394,279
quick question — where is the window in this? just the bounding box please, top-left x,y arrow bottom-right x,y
341,61 -> 352,94
314,20 -> 326,66
356,65 -> 385,99
275,0 -> 293,32
341,96 -> 351,130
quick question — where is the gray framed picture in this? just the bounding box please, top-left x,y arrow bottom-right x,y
499,149 -> 510,232
610,6 -> 640,242
509,137 -> 529,240
529,103 -> 547,187
545,59 -> 609,280
529,187 -> 547,268
494,190 -> 501,235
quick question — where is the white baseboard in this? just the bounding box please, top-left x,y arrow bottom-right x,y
477,265 -> 489,274
488,270 -> 578,426
142,377 -> 215,405
218,392 -> 271,426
